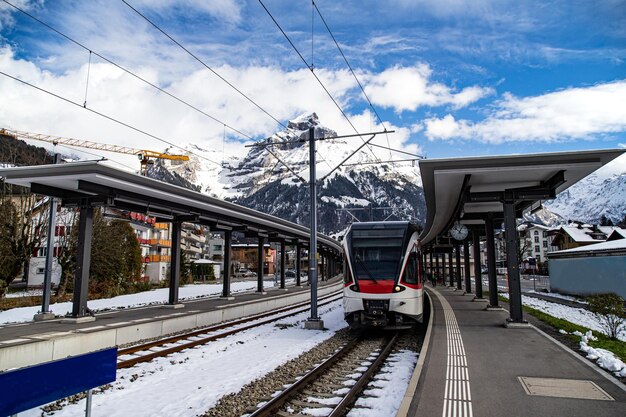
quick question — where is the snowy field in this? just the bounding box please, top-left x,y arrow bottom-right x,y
0,281 -> 279,325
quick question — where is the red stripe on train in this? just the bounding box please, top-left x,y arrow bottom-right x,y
357,280 -> 395,294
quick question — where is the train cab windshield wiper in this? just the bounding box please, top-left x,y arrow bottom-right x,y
355,254 -> 377,283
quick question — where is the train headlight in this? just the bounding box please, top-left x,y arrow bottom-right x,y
349,284 -> 359,292
393,285 -> 405,293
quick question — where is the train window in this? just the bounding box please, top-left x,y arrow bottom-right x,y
402,252 -> 418,284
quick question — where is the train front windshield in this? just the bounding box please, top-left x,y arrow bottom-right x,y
351,228 -> 405,280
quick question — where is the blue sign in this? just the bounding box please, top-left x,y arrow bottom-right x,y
0,347 -> 117,416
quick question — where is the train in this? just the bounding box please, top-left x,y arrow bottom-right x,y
342,221 -> 424,329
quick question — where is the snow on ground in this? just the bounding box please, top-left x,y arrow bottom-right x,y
346,350 -> 418,417
525,290 -> 587,304
0,280 -> 278,325
21,299 -> 348,417
501,293 -> 626,341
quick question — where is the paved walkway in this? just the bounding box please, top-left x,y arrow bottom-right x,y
408,285 -> 626,417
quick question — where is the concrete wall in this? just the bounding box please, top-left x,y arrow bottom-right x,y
549,255 -> 626,298
0,281 -> 343,372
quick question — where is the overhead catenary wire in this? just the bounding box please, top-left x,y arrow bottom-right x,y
312,0 -> 394,162
257,0 -> 381,163
0,70 -> 221,167
1,0 -> 254,141
121,0 -> 288,132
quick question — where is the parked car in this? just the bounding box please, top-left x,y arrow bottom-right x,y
285,270 -> 297,278
237,268 -> 256,277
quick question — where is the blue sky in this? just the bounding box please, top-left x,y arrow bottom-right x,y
0,0 -> 625,166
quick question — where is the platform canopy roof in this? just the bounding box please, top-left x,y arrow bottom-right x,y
419,149 -> 625,247
0,161 -> 341,253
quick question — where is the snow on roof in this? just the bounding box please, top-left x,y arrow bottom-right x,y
560,225 -> 601,242
598,226 -> 625,236
550,238 -> 626,255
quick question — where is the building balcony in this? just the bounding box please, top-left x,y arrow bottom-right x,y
184,232 -> 206,243
149,239 -> 171,247
146,254 -> 171,263
183,245 -> 203,254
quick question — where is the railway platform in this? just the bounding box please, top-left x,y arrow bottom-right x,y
0,277 -> 343,372
401,284 -> 626,417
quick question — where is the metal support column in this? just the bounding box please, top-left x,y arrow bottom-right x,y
257,237 -> 265,293
169,220 -> 182,305
296,243 -> 302,286
38,153 -> 61,320
485,213 -> 499,308
280,240 -> 286,289
504,200 -> 525,323
448,252 -> 454,288
455,245 -> 462,290
306,126 -> 323,329
464,239 -> 472,293
440,253 -> 448,285
473,231 -> 484,299
429,252 -> 433,279
71,206 -> 94,318
435,253 -> 441,285
222,230 -> 232,298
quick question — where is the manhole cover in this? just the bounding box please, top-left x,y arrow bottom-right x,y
518,377 -> 614,401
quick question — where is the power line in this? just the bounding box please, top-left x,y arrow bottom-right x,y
121,0 -> 288,131
0,70 -> 221,167
257,0 -> 381,163
312,0 -> 394,161
1,0 -> 254,141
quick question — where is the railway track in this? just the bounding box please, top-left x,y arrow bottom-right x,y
117,290 -> 343,369
246,331 -> 402,417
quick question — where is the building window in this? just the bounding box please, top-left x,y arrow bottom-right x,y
534,236 -> 539,243
543,240 -> 547,248
213,245 -> 222,251
36,268 -> 45,274
534,245 -> 540,253
543,231 -> 548,237
534,230 -> 539,236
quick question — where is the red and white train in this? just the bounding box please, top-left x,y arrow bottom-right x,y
342,221 -> 424,328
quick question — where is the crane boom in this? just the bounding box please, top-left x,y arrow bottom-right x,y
1,128 -> 189,174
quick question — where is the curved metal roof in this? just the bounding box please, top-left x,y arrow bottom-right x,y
418,149 -> 625,246
0,161 -> 342,253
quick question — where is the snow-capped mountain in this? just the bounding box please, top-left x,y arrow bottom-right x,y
165,113 -> 426,234
159,114 -> 625,233
545,161 -> 626,224
522,207 -> 565,228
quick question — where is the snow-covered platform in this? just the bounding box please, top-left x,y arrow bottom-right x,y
0,277 -> 342,372
400,285 -> 626,417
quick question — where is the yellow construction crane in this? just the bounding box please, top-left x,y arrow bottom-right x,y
1,128 -> 189,175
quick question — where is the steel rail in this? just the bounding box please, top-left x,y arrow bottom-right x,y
247,337 -> 361,417
328,332 -> 400,417
248,331 -> 400,417
117,291 -> 342,369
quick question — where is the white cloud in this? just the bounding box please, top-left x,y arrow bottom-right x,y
424,80 -> 626,143
363,64 -> 493,112
0,45 -> 424,170
0,0 -> 42,30
135,0 -> 243,24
